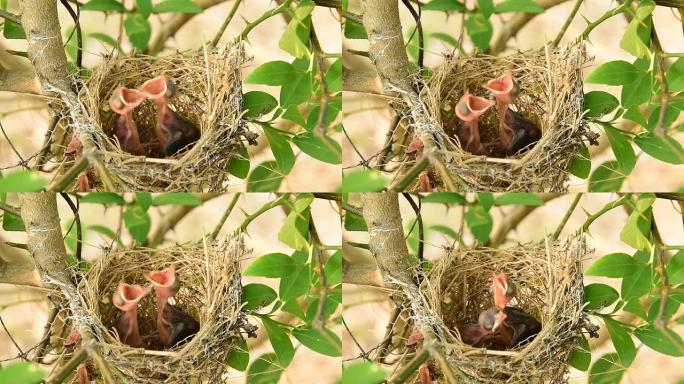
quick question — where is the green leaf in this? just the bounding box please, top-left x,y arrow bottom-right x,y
262,125 -> 295,174
584,91 -> 619,118
247,161 -> 284,192
623,106 -> 648,127
586,61 -> 641,85
621,70 -> 652,107
588,161 -> 625,192
344,210 -> 367,231
281,297 -> 306,319
279,263 -> 310,301
633,133 -> 684,164
342,363 -> 387,384
3,19 -> 26,39
0,170 -> 47,192
2,210 -> 25,231
647,298 -> 680,321
619,193 -> 654,251
620,16 -> 652,58
259,316 -> 295,366
584,283 -> 619,310
621,263 -> 652,300
666,58 -> 684,92
601,124 -> 636,174
494,0 -> 543,13
80,0 -> 125,11
241,283 -> 277,310
586,253 -> 641,277
465,12 -> 493,51
278,193 -> 313,251
135,192 -> 153,211
123,12 -> 151,51
122,204 -> 151,243
602,316 -> 636,366
152,192 -> 202,206
279,13 -> 312,59
226,338 -> 249,371
494,192 -> 544,206
569,145 -> 591,179
623,298 -> 648,320
153,0 -> 202,13
0,362 -> 45,384
325,250 -> 342,285
247,353 -> 284,384
430,224 -> 461,240
422,0 -> 466,11
344,19 -> 367,39
228,146 -> 250,179
244,253 -> 297,278
588,353 -> 624,384
292,132 -> 342,165
340,169 -> 387,192
79,192 -> 125,205
421,192 -> 467,204
568,338 -> 591,371
666,251 -> 684,285
136,0 -> 152,17
280,71 -> 311,107
634,325 -> 684,357
326,59 -> 342,92
431,32 -> 460,47
465,204 -> 492,243
245,61 -> 300,85
243,91 -> 278,118
292,325 -> 342,357
477,0 -> 494,17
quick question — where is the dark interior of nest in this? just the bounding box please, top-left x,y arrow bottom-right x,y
96,63 -> 205,159
437,268 -> 546,349
440,65 -> 547,158
97,263 -> 204,351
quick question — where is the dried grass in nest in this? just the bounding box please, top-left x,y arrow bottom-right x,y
75,42 -> 254,191
416,236 -> 591,383
73,237 -> 250,383
423,44 -> 590,192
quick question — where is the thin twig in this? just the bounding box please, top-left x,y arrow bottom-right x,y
551,0 -> 583,47
0,202 -> 21,217
552,193 -> 582,239
388,347 -> 429,384
375,305 -> 402,363
211,0 -> 242,47
59,0 -> 83,72
389,156 -> 429,192
342,316 -> 370,361
209,193 -> 241,240
34,305 -> 60,363
0,315 -> 28,360
59,193 -> 82,279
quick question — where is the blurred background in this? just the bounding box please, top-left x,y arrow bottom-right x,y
343,193 -> 684,383
0,1 -> 342,191
0,193 -> 342,383
343,0 -> 684,191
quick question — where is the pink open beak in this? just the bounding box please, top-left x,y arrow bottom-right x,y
139,75 -> 176,151
454,91 -> 494,155
108,87 -> 145,155
492,311 -> 507,332
112,283 -> 148,347
484,70 -> 518,149
145,265 -> 181,346
492,272 -> 516,310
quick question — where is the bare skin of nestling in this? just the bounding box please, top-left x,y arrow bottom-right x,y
112,283 -> 149,347
108,87 -> 146,156
454,91 -> 495,155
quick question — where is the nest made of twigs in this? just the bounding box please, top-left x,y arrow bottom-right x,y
75,42 -> 254,191
423,43 -> 590,192
418,236 -> 591,383
75,237 -> 249,383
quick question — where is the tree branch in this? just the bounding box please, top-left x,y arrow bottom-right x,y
490,0 -> 569,54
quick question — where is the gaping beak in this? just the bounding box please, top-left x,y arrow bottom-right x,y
139,75 -> 174,100
108,87 -> 126,115
455,92 -> 495,123
483,70 -> 518,104
120,88 -> 147,108
145,265 -> 180,300
112,283 -> 148,312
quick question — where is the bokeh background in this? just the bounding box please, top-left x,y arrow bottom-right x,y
343,193 -> 684,383
343,0 -> 684,191
0,1 -> 342,191
0,193 -> 342,383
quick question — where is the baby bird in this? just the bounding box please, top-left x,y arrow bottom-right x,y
491,272 -> 542,347
108,87 -> 146,156
483,70 -> 541,156
454,91 -> 495,155
458,307 -> 512,350
145,265 -> 199,348
112,283 -> 149,347
139,75 -> 200,157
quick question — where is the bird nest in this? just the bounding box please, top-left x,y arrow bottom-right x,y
73,42 -> 254,191
417,236 -> 592,383
72,237 -> 251,383
423,43 -> 590,192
